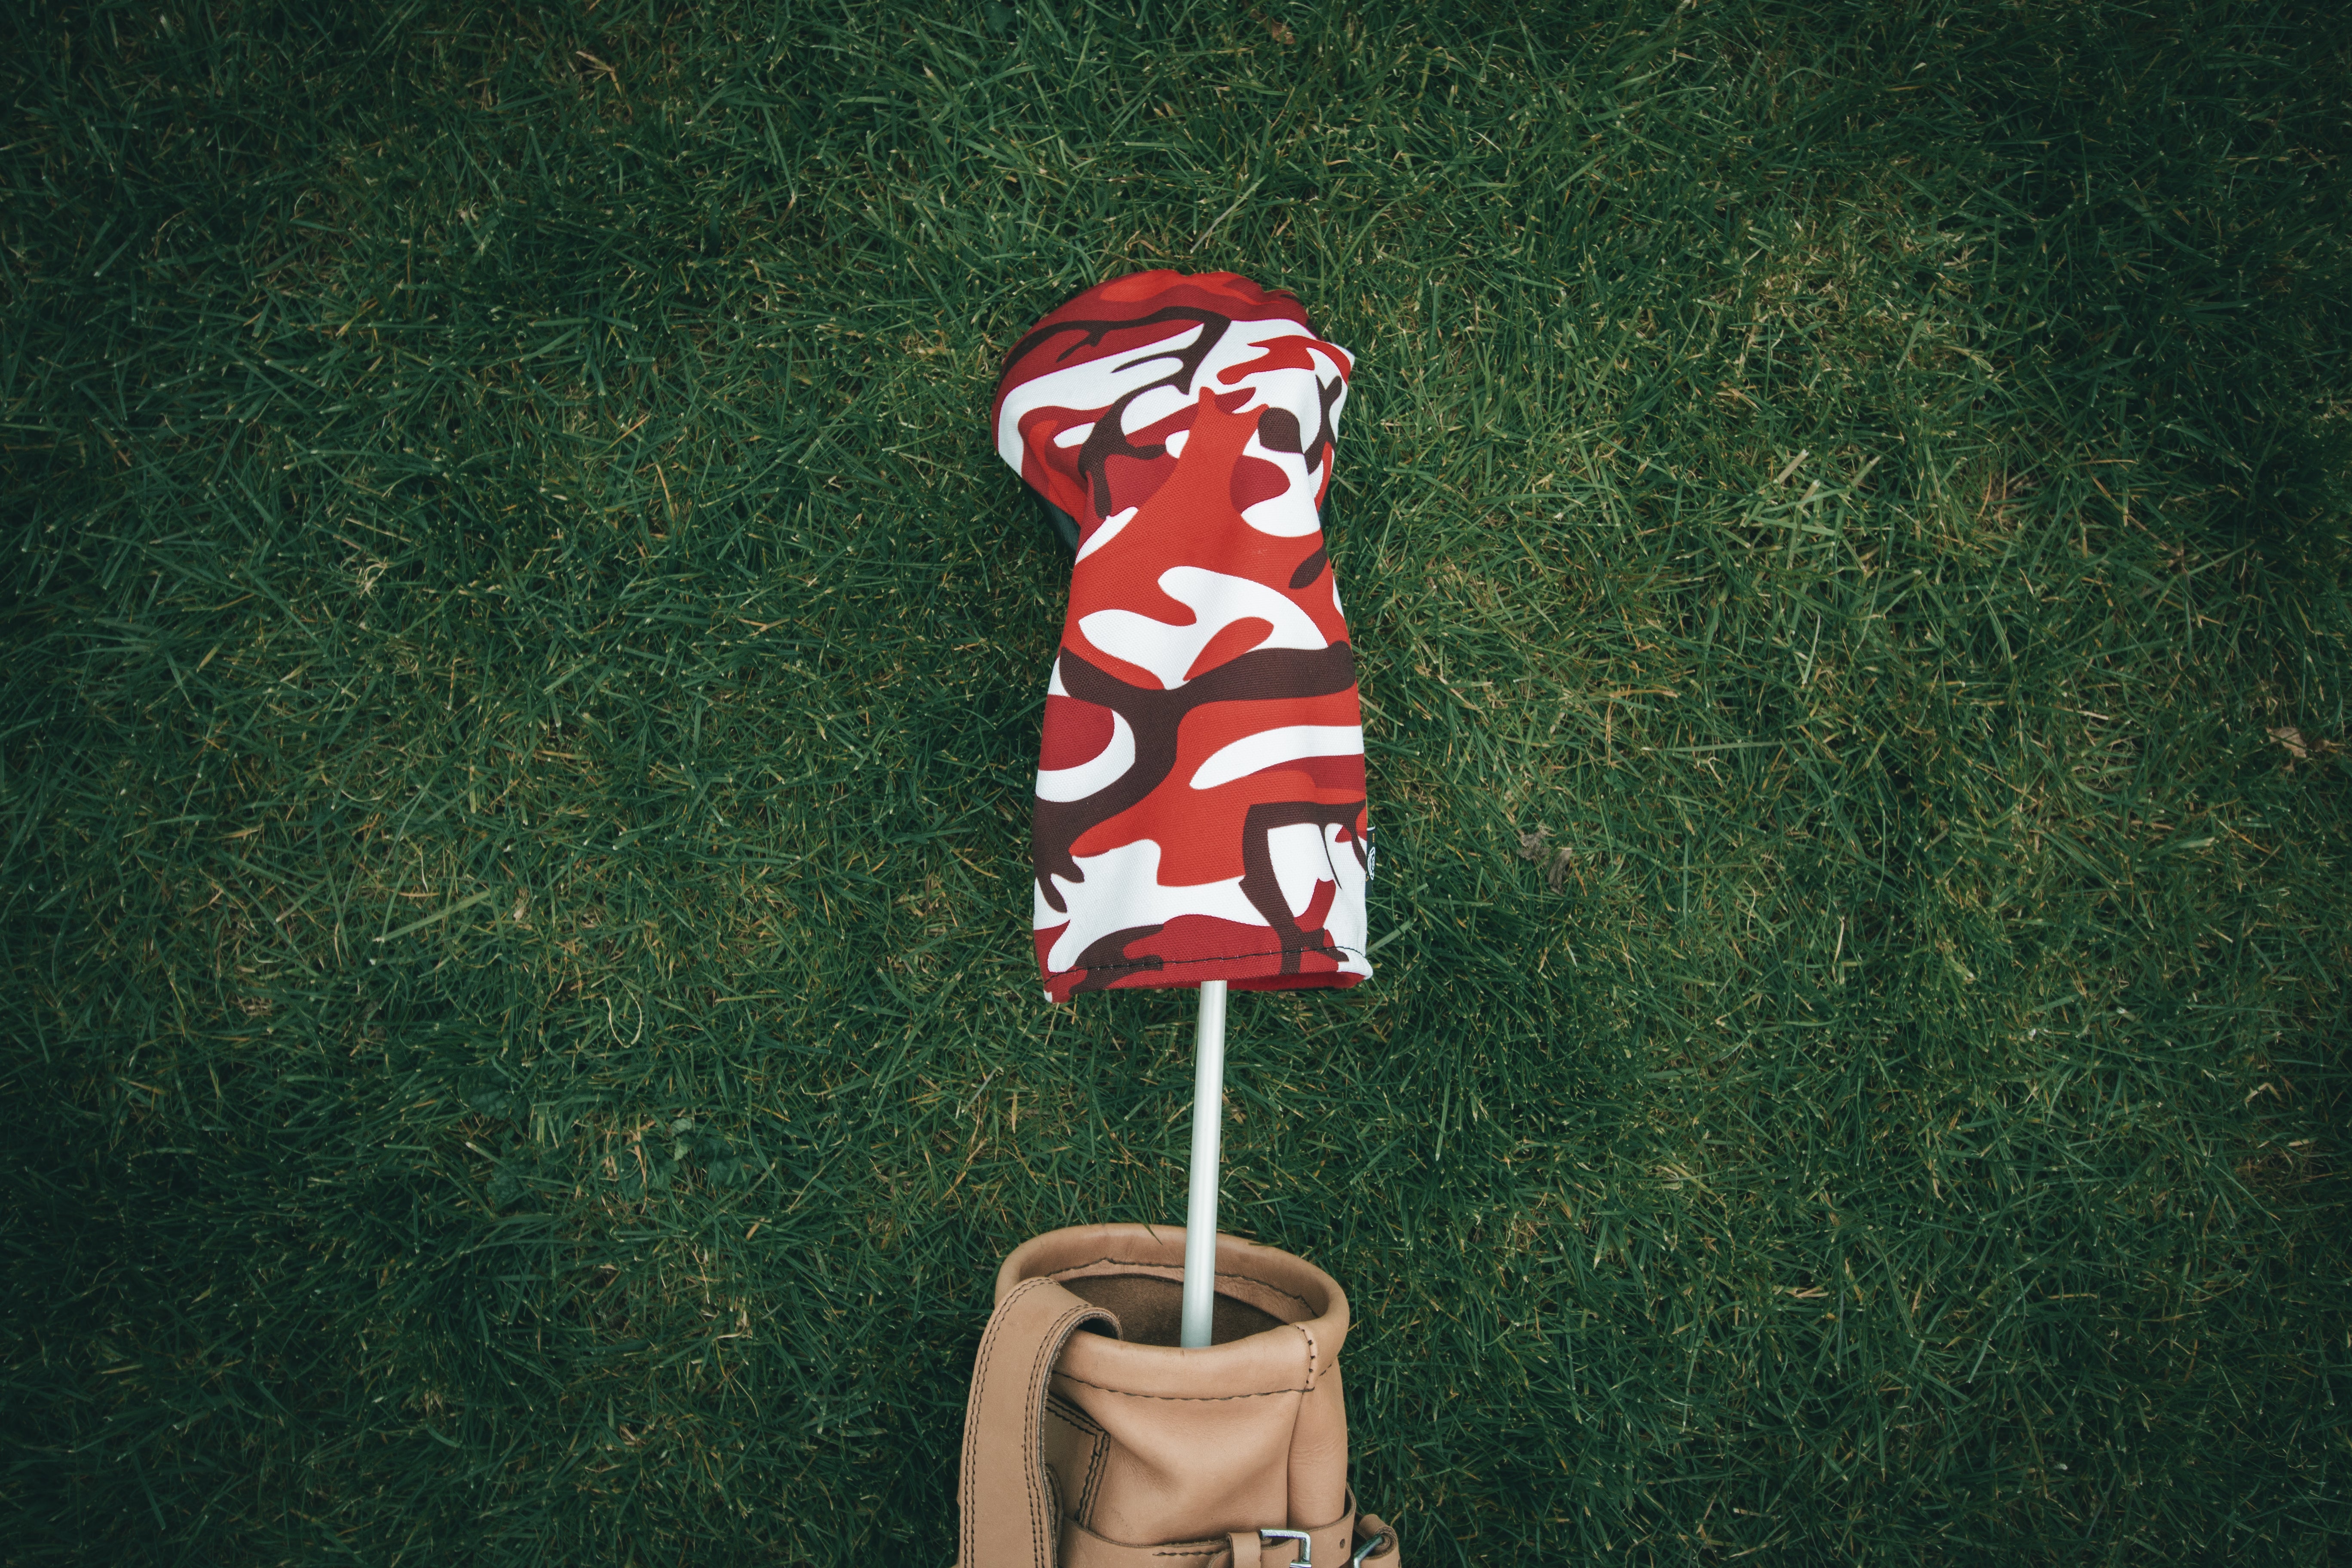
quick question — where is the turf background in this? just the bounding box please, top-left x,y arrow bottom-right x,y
4,1 -> 2349,1562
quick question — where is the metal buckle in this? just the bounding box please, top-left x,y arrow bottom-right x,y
1259,1527 -> 1313,1568
1349,1527 -> 1394,1568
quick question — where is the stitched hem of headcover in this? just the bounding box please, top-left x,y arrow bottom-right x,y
1041,946 -> 1370,1003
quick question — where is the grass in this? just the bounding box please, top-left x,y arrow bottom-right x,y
3,0 -> 2349,1562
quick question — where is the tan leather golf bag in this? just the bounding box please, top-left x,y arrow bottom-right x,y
958,1224 -> 1400,1568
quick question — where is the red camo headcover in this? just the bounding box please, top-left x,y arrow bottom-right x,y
994,271 -> 1373,1001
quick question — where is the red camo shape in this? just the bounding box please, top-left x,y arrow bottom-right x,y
996,271 -> 1372,1001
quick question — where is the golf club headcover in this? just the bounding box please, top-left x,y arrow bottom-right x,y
995,270 -> 1372,1001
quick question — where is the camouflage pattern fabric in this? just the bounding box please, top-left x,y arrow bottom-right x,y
995,271 -> 1372,1001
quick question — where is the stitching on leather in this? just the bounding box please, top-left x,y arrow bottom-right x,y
966,1277 -> 1047,1564
1041,1395 -> 1109,1530
963,1278 -> 1025,1558
1043,1383 -> 1111,1525
1080,1403 -> 1109,1520
1053,1371 -> 1310,1400
1219,1270 -> 1317,1314
1298,1322 -> 1319,1391
1032,1302 -> 1091,1564
1026,1303 -> 1060,1563
1044,1390 -> 1103,1438
1009,1280 -> 1057,1567
1037,1302 -> 1114,1563
1055,1256 -> 1319,1316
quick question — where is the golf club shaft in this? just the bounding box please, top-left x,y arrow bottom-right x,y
1179,980 -> 1228,1348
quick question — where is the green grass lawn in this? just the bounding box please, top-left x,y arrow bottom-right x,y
5,1 -> 2349,1561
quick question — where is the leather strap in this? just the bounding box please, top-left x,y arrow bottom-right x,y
960,1277 -> 1118,1568
1056,1495 -> 1402,1567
